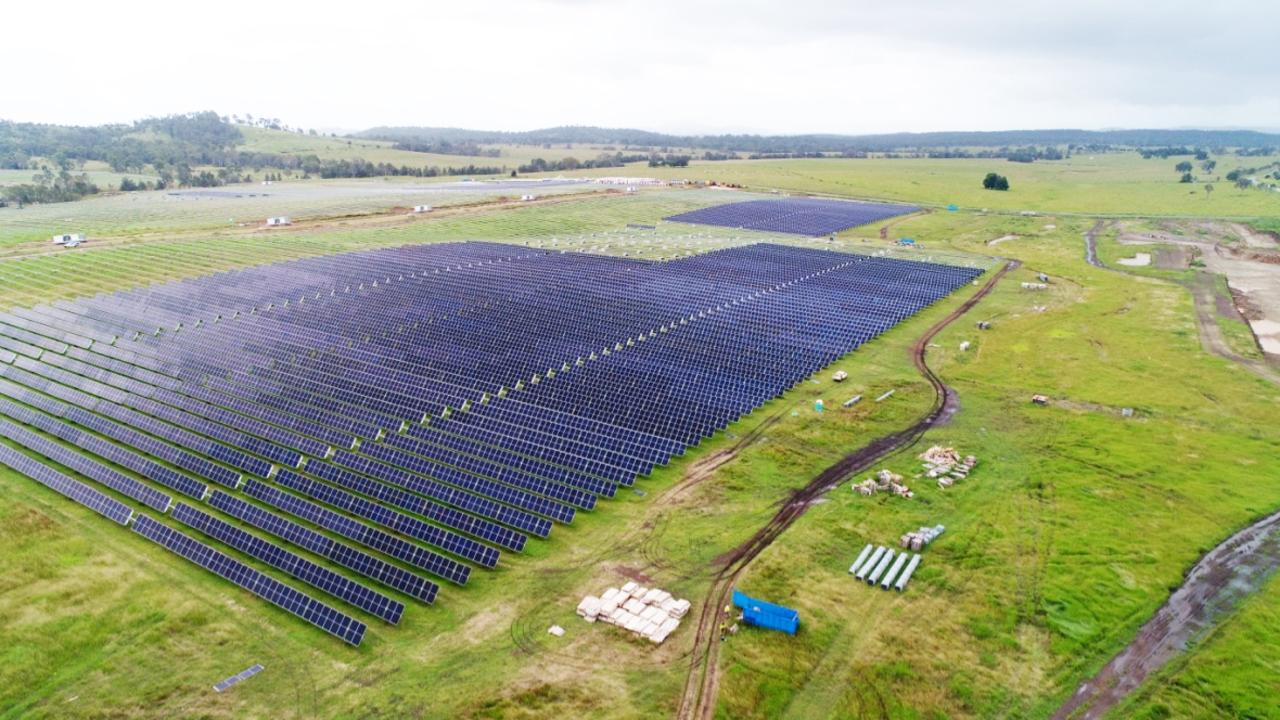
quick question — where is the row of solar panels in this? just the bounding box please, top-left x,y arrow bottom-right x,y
0,242 -> 982,645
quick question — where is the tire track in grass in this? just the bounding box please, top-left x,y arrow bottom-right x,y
676,259 -> 1019,720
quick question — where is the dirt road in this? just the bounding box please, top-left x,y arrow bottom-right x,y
674,259 -> 1019,720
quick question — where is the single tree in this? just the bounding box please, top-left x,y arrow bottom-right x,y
982,172 -> 1010,191
1204,183 -> 1214,197
1175,161 -> 1194,173
1180,172 -> 1194,183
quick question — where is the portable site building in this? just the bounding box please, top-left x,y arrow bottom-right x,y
51,233 -> 84,245
732,589 -> 799,635
413,205 -> 432,213
266,216 -> 292,227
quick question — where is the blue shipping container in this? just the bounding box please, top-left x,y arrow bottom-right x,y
732,588 -> 799,635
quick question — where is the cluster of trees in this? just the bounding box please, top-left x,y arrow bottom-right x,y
516,152 -> 650,174
311,159 -> 502,179
982,172 -> 1010,191
1173,155 -> 1223,184
387,140 -> 501,158
648,154 -> 691,167
225,114 -> 321,136
1221,164 -> 1280,191
1142,146 -> 1197,159
1,165 -> 100,205
0,113 -> 521,203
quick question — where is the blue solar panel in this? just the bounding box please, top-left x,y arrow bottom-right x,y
0,414 -> 171,513
242,478 -> 471,586
207,490 -> 438,603
0,443 -> 133,525
131,514 -> 366,645
665,198 -> 917,236
171,502 -> 404,624
1,239 -> 983,643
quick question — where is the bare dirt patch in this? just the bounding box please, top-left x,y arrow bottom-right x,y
1116,252 -> 1150,267
1114,221 -> 1280,364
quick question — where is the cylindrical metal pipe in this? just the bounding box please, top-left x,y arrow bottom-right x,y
880,552 -> 910,590
848,544 -> 873,575
855,546 -> 886,582
867,549 -> 896,585
895,554 -> 922,591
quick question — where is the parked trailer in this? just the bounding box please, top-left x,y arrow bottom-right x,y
880,553 -> 910,590
867,549 -> 896,585
732,589 -> 799,635
894,554 -> 922,591
855,546 -> 886,582
848,544 -> 873,575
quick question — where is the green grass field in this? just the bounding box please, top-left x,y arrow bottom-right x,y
238,126 -> 619,171
2,158 -> 1280,719
560,152 -> 1280,218
1115,568 -> 1280,719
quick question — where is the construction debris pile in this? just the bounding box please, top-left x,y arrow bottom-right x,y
576,581 -> 690,644
852,469 -> 913,498
900,525 -> 945,551
919,446 -> 978,489
848,543 -> 922,591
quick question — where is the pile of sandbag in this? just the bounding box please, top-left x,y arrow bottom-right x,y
852,469 -> 914,498
900,525 -> 945,551
576,581 -> 690,644
919,446 -> 978,488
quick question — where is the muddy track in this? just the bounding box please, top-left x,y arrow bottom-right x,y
1051,509 -> 1280,720
1084,220 -> 1110,269
675,260 -> 1019,720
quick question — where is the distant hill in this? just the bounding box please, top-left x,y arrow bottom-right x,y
356,126 -> 1280,154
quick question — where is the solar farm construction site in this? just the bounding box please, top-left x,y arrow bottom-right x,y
0,238 -> 979,645
5,130 -> 1280,720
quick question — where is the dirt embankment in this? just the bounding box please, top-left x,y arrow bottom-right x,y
1111,220 -> 1280,363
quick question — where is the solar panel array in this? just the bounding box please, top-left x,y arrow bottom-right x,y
664,197 -> 918,236
0,240 -> 981,644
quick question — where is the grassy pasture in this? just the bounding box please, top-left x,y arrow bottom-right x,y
1115,568 -> 1280,719
0,178 -> 609,250
715,210 -> 1280,719
559,152 -> 1280,217
238,126 -> 619,170
0,169 -> 1279,719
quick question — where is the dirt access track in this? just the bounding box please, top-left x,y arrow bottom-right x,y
675,259 -> 1019,720
1116,220 -> 1280,359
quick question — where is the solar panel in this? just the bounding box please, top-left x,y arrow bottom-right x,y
172,503 -> 404,624
213,663 -> 264,693
130,514 -> 367,646
667,198 -> 917,236
0,239 -> 983,643
242,478 -> 471,586
0,416 -> 172,513
207,490 -> 438,603
0,443 -> 133,525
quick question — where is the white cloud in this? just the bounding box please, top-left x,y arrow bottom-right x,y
0,0 -> 1274,134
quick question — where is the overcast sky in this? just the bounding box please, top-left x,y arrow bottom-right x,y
4,0 -> 1277,135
